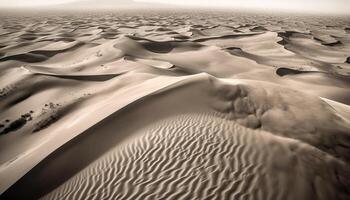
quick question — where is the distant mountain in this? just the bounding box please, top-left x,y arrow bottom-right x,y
66,0 -> 137,6
54,0 -> 165,9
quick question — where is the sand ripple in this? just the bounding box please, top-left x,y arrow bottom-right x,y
43,113 -> 350,200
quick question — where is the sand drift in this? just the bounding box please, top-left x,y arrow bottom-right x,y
0,11 -> 350,199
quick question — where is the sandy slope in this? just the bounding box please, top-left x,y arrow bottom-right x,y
0,10 -> 350,199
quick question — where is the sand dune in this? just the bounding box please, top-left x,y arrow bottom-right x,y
1,10 -> 350,199
43,113 -> 350,200
3,74 -> 350,199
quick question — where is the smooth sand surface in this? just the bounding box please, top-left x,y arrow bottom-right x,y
0,10 -> 350,199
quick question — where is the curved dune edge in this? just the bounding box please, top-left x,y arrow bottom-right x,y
322,98 -> 350,122
1,73 -> 350,199
0,73 -> 203,194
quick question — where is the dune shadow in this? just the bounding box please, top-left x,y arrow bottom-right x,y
276,67 -> 321,77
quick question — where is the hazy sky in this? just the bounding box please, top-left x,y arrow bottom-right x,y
1,0 -> 77,7
1,0 -> 349,14
137,0 -> 350,14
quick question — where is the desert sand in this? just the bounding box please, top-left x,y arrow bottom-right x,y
0,10 -> 350,199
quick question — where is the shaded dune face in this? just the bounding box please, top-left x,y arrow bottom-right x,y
43,114 -> 350,200
3,75 -> 350,200
210,80 -> 350,165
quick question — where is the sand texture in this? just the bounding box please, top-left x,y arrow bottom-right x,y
0,10 -> 350,199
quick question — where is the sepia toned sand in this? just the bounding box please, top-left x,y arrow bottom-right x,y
0,10 -> 350,199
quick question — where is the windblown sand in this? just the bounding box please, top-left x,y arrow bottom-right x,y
0,10 -> 350,199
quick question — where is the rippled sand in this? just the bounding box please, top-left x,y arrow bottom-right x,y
0,10 -> 350,199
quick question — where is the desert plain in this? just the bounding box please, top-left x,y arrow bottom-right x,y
0,9 -> 350,199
